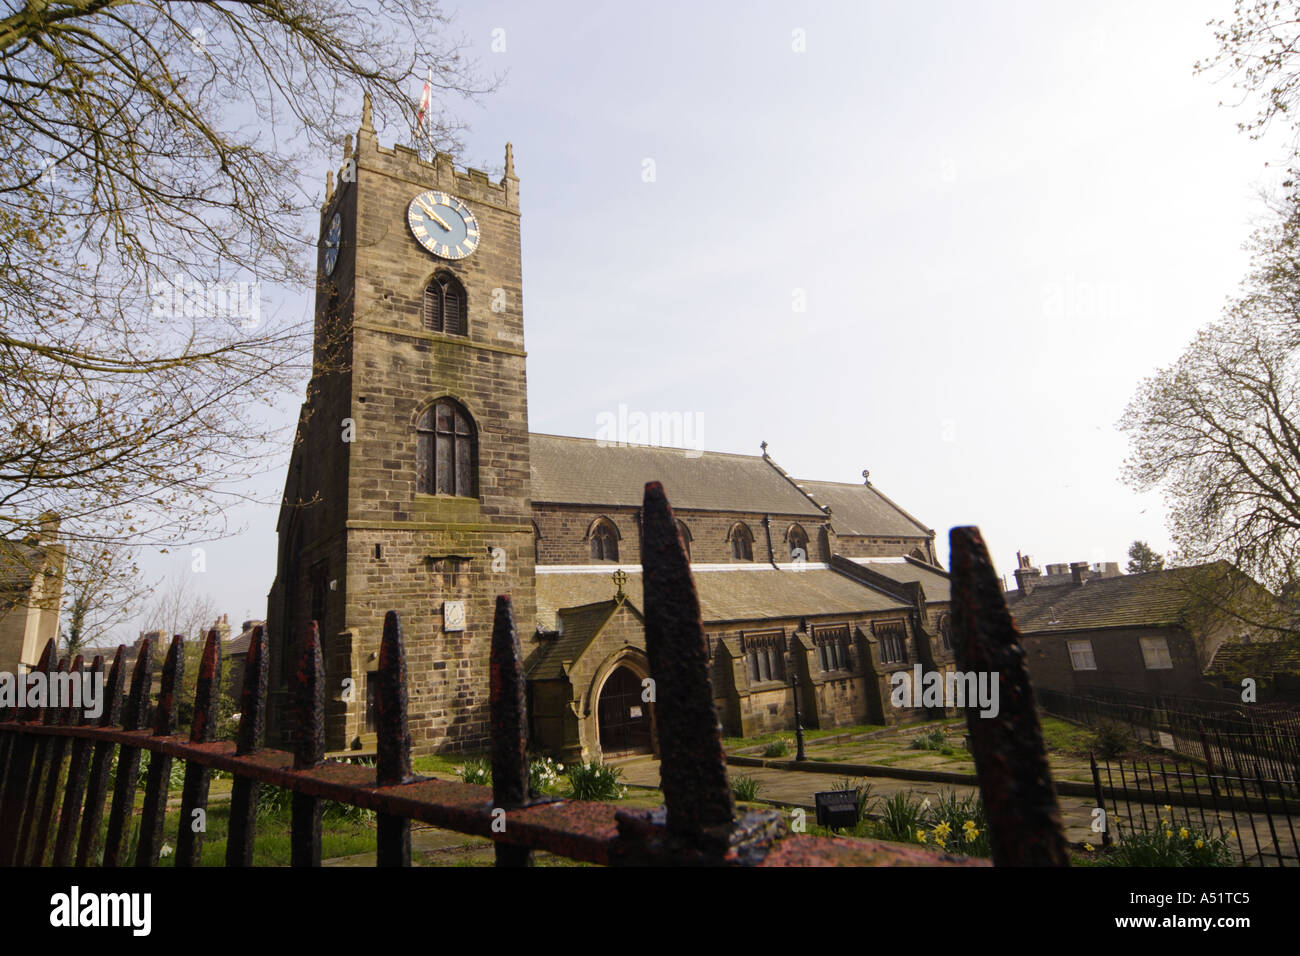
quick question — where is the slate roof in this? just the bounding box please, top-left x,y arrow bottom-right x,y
0,540 -> 48,593
529,434 -> 825,516
795,479 -> 931,537
1206,638 -> 1300,677
848,558 -> 951,603
1006,567 -> 1216,634
535,566 -> 910,629
225,621 -> 264,657
527,600 -> 624,680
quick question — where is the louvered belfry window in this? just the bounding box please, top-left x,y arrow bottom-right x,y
423,271 -> 467,335
416,398 -> 475,496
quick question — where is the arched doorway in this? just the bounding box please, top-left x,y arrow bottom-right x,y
597,666 -> 653,756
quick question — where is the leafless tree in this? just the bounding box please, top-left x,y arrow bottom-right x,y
0,0 -> 496,557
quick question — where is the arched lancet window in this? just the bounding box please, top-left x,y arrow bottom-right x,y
423,271 -> 467,335
590,518 -> 619,562
729,522 -> 754,562
787,523 -> 809,561
676,520 -> 692,562
938,612 -> 953,652
416,398 -> 476,496
909,547 -> 927,562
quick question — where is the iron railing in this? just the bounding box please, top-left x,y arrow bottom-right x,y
0,484 -> 1065,866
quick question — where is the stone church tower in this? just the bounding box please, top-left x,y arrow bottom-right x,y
267,95 -> 535,755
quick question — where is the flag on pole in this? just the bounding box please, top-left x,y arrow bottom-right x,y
417,67 -> 432,131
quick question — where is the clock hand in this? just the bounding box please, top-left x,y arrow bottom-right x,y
417,198 -> 452,231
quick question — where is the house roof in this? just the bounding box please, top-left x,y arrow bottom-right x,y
528,434 -> 825,516
0,540 -> 49,593
795,479 -> 932,538
225,621 -> 264,658
1006,566 -> 1219,634
1206,638 -> 1300,677
535,566 -> 910,629
527,600 -> 626,680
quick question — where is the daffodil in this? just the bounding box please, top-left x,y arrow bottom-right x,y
916,829 -> 927,843
1179,828 -> 1189,840
1229,830 -> 1237,839
1195,839 -> 1204,849
933,821 -> 952,840
1083,843 -> 1095,852
1163,804 -> 1172,813
1164,829 -> 1173,839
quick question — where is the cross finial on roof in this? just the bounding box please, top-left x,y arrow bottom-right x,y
760,440 -> 768,456
612,568 -> 627,600
862,469 -> 871,485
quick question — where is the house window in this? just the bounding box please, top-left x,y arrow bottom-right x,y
1140,636 -> 1173,670
875,621 -> 907,664
787,524 -> 809,561
743,629 -> 785,683
937,613 -> 953,651
416,398 -> 476,496
423,271 -> 467,335
1068,640 -> 1097,671
813,623 -> 852,672
590,519 -> 619,562
730,522 -> 755,561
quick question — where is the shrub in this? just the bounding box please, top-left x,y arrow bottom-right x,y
928,789 -> 989,856
909,728 -> 948,751
731,774 -> 764,801
1092,721 -> 1133,760
565,759 -> 627,800
763,738 -> 790,758
1098,821 -> 1234,867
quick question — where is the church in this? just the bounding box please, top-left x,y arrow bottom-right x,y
265,100 -> 956,761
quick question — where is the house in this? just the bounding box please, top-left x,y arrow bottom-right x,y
1008,554 -> 1286,702
0,514 -> 66,674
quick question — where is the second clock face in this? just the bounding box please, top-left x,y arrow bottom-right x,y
407,191 -> 479,260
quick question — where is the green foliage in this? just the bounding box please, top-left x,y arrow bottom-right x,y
730,774 -> 763,801
1092,721 -> 1133,760
1126,540 -> 1165,574
565,760 -> 627,801
908,728 -> 953,754
1097,820 -> 1234,867
928,789 -> 990,856
876,790 -> 929,842
255,784 -> 293,820
763,738 -> 790,758
529,755 -> 563,795
457,757 -> 492,786
832,777 -> 873,824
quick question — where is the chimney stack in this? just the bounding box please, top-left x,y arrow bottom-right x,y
1013,552 -> 1040,595
1070,561 -> 1090,586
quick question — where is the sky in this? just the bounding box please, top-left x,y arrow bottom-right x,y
121,0 -> 1290,638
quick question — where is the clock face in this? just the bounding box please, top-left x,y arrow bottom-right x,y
407,191 -> 479,260
323,212 -> 342,276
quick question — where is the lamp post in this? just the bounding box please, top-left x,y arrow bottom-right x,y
789,653 -> 807,762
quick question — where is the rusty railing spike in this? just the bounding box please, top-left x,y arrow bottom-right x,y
177,629 -> 221,866
376,610 -> 413,866
103,637 -> 154,867
53,654 -> 102,866
949,526 -> 1068,867
226,624 -> 267,866
0,639 -> 57,865
490,595 -> 533,867
76,646 -> 126,866
136,635 -> 184,866
638,481 -> 735,853
291,620 -> 325,867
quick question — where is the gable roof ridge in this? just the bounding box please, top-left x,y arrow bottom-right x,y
760,449 -> 831,515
